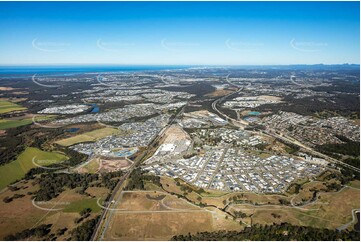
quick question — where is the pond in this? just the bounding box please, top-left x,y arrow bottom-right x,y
90,104 -> 99,113
248,111 -> 261,116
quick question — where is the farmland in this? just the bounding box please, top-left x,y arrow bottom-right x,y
0,118 -> 33,129
0,115 -> 54,130
0,147 -> 68,190
0,100 -> 27,114
55,127 -> 120,147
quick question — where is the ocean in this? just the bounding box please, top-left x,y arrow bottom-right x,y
0,65 -> 194,76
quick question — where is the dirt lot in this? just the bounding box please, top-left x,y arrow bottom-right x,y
162,124 -> 191,143
76,157 -> 132,173
205,89 -> 234,97
101,158 -> 132,172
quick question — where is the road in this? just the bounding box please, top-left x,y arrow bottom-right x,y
91,104 -> 186,241
337,209 -> 360,231
211,86 -> 248,128
261,129 -> 360,172
90,169 -> 133,241
210,83 -> 359,173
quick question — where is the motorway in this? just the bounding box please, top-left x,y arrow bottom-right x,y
261,129 -> 360,173
91,83 -> 359,239
211,86 -> 248,129
210,82 -> 360,173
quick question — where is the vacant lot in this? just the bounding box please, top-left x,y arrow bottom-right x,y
0,100 -> 27,114
103,190 -> 241,240
0,181 -> 45,239
107,211 -> 213,240
77,157 -> 101,173
160,176 -> 289,209
0,184 -> 106,240
0,147 -> 68,190
229,186 -> 359,230
103,191 -> 211,240
55,127 -> 119,146
63,198 -> 101,213
101,158 -> 132,172
77,157 -> 132,173
205,89 -> 234,97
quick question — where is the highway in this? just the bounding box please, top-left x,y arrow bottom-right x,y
211,86 -> 248,129
210,82 -> 360,173
261,129 -> 360,172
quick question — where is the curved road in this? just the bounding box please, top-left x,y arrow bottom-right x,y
210,82 -> 359,173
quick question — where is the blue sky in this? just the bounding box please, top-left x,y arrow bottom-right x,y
0,1 -> 359,65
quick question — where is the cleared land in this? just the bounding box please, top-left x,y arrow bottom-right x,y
206,89 -> 234,97
160,176 -> 290,209
162,124 -> 191,143
228,185 -> 359,230
157,175 -> 359,230
77,157 -> 101,173
55,127 -> 119,146
102,191 -> 240,240
0,180 -> 45,239
108,212 -> 213,240
0,115 -> 54,130
0,119 -> 33,129
76,157 -> 132,173
100,158 -> 132,172
0,100 -> 27,114
63,198 -> 101,213
0,87 -> 16,91
0,147 -> 68,190
0,184 -> 107,240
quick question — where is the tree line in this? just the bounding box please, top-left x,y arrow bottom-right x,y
172,223 -> 360,241
34,170 -> 123,201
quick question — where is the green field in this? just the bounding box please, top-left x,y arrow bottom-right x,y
0,116 -> 55,130
0,119 -> 32,130
63,198 -> 101,213
80,158 -> 100,173
0,147 -> 68,190
0,101 -> 27,114
55,127 -> 120,146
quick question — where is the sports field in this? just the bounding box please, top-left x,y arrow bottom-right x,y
55,127 -> 119,146
0,147 -> 68,190
0,100 -> 27,114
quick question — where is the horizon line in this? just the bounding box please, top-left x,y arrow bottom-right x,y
0,63 -> 359,67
